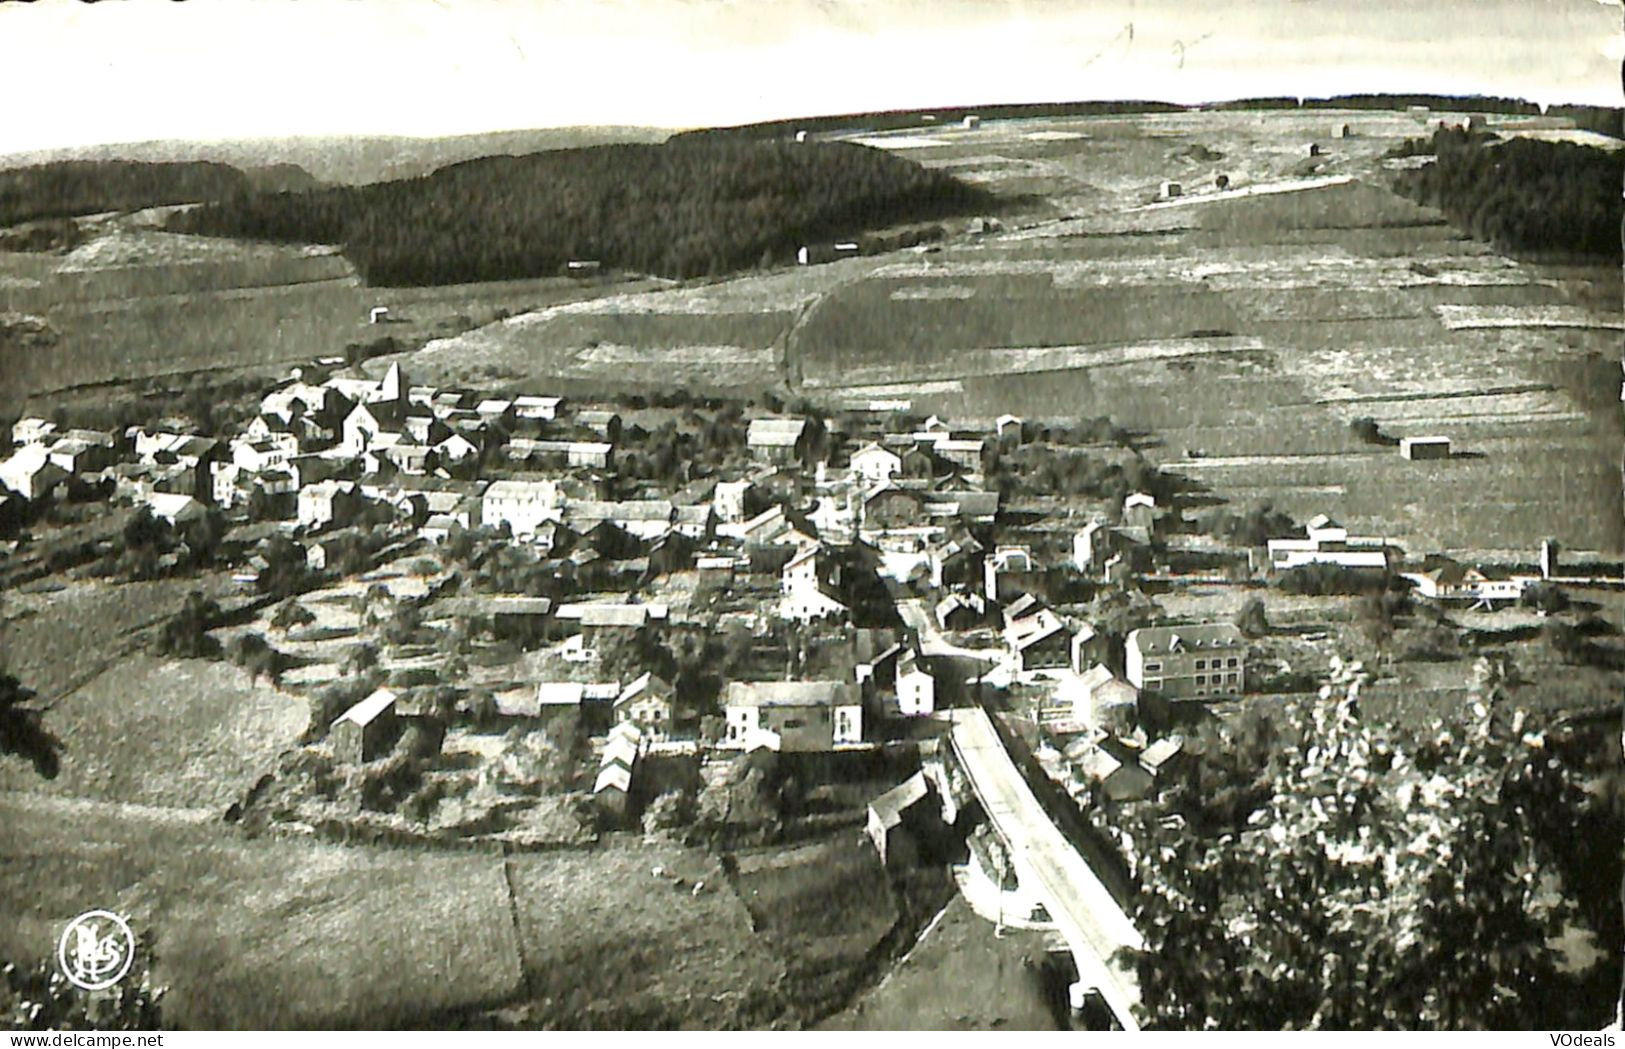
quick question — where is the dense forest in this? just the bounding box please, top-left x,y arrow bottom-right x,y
1391,128 -> 1623,260
167,140 -> 991,285
0,159 -> 251,226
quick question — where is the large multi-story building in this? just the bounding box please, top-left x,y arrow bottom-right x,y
1125,623 -> 1246,700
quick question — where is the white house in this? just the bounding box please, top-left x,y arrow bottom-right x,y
481,479 -> 563,540
513,395 -> 563,421
849,443 -> 903,485
1402,562 -> 1530,607
1267,513 -> 1396,570
722,681 -> 864,751
0,447 -> 68,501
895,653 -> 936,717
779,544 -> 850,622
1400,435 -> 1451,461
11,418 -> 57,448
297,479 -> 362,531
141,492 -> 207,526
614,672 -> 677,738
713,480 -> 755,523
231,433 -> 298,473
936,438 -> 985,473
1043,664 -> 1139,733
747,418 -> 811,464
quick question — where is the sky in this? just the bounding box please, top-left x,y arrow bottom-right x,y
0,0 -> 1620,152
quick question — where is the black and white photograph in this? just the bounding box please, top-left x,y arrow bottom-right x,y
0,0 -> 1621,1034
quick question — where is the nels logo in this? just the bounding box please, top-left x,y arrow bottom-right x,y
57,910 -> 136,992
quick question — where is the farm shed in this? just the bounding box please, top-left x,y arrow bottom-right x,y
1158,180 -> 1182,200
866,771 -> 935,868
1400,435 -> 1451,461
331,688 -> 401,764
962,115 -> 981,129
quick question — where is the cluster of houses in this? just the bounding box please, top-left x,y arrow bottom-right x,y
3,355 -> 1584,847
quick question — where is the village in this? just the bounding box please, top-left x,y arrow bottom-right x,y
3,332 -> 1611,1027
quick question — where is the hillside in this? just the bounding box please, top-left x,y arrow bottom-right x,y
0,159 -> 250,227
168,140 -> 994,285
1391,128 -> 1624,259
0,126 -> 671,187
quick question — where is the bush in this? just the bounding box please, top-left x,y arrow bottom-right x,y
642,789 -> 696,839
1398,623 -> 1460,662
1348,416 -> 1395,446
1521,582 -> 1570,614
1234,597 -> 1270,639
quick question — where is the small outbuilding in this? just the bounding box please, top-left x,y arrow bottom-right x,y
369,306 -> 390,325
866,771 -> 936,868
1400,435 -> 1451,461
331,688 -> 401,764
1159,180 -> 1182,200
961,115 -> 981,129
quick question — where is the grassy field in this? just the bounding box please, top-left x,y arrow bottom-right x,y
819,896 -> 1062,1031
0,798 -> 522,1029
0,653 -> 306,809
0,576 -> 236,698
501,840 -> 785,1029
0,262 -> 668,412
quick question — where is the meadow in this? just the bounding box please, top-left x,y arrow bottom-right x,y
0,653 -> 305,809
0,799 -> 522,1028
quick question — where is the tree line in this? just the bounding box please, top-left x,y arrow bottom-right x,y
1391,128 -> 1623,259
167,140 -> 993,285
0,159 -> 251,227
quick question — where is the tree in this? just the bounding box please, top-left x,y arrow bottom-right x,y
1348,416 -> 1394,446
0,671 -> 60,779
271,599 -> 316,633
342,641 -> 379,678
230,632 -> 284,684
1122,689 -> 1601,1029
256,535 -> 311,600
1522,582 -> 1570,615
380,603 -> 423,648
150,590 -> 222,659
598,626 -> 675,684
1233,597 -> 1270,639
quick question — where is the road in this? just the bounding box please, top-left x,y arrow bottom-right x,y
946,705 -> 1145,1030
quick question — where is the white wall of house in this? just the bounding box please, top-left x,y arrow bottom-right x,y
897,666 -> 935,716
834,704 -> 864,744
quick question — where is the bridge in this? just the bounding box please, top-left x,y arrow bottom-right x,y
945,705 -> 1146,1030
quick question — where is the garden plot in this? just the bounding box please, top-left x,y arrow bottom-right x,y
1434,305 -> 1625,330
577,343 -> 772,366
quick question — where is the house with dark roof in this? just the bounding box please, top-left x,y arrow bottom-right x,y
866,771 -> 936,868
1125,623 -> 1246,700
722,681 -> 864,752
614,672 -> 678,738
747,418 -> 813,465
1401,560 -> 1529,607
